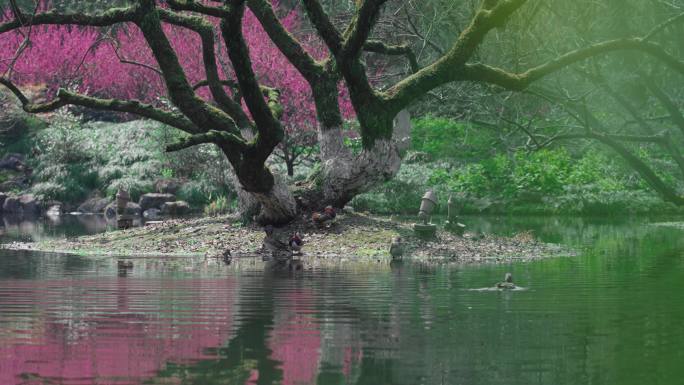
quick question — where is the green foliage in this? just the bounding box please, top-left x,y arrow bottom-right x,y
160,168 -> 174,179
30,110 -> 98,202
176,179 -> 228,207
411,117 -> 498,160
353,127 -> 674,215
26,110 -> 235,206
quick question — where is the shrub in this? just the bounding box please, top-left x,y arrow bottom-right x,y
204,195 -> 234,216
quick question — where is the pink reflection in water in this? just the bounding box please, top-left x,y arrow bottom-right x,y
270,289 -> 321,385
0,277 -> 237,385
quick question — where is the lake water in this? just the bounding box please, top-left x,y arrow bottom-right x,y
1,215 -> 684,384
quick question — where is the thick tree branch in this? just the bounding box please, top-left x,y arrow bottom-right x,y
192,79 -> 239,91
0,6 -> 138,33
158,9 -> 252,129
8,0 -> 27,25
0,77 -> 201,133
134,0 -> 239,136
343,0 -> 388,59
364,40 -> 419,73
166,0 -> 230,18
384,0 -> 528,111
166,130 -> 247,152
221,1 -> 283,161
301,0 -> 343,54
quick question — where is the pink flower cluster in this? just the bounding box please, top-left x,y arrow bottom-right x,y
0,3 -> 355,134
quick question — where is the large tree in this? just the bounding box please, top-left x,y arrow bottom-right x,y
1,0 -> 683,224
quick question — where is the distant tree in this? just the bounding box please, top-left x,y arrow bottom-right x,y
1,0 -> 682,223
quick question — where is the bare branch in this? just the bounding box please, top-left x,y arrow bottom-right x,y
644,12 -> 684,42
639,72 -> 684,137
462,39 -> 684,91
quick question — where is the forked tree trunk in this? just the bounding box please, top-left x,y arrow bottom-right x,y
312,110 -> 412,208
223,130 -> 299,225
232,171 -> 298,225
230,111 -> 411,223
249,174 -> 298,224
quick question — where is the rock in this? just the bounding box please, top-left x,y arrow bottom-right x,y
0,153 -> 30,173
2,196 -> 20,213
19,194 -> 40,216
0,176 -> 30,192
143,208 -> 161,220
124,202 -> 142,216
160,201 -> 190,216
105,201 -> 142,219
139,193 -> 175,211
78,197 -> 112,214
154,179 -> 181,195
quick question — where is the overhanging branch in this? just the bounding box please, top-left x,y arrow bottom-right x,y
0,77 -> 202,133
166,130 -> 247,152
0,6 -> 138,33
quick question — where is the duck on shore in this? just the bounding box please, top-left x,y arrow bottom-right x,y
496,273 -> 516,289
312,206 -> 336,228
263,225 -> 292,260
289,232 -> 303,255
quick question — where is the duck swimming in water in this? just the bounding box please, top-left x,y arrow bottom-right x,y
389,236 -> 404,260
117,260 -> 133,269
496,273 -> 516,289
222,249 -> 232,265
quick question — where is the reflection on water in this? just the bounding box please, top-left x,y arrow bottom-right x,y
0,214 -> 111,243
1,216 -> 684,384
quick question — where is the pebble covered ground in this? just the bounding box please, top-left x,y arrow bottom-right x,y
3,212 -> 573,265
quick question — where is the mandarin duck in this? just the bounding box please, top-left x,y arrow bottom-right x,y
289,232 -> 303,255
496,273 -> 516,289
312,206 -> 336,227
